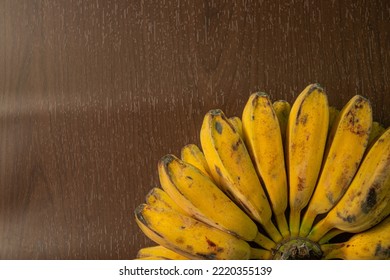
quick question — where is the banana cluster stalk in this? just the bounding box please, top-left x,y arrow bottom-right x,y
134,83 -> 389,260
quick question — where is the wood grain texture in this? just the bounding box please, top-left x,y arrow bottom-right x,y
0,0 -> 389,259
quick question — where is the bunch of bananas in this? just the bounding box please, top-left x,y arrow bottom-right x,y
134,84 -> 390,260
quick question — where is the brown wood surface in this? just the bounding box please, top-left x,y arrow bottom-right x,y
0,0 -> 389,259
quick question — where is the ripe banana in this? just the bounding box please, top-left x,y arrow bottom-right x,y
367,121 -> 385,147
273,100 -> 291,142
200,109 -> 283,243
321,216 -> 390,260
242,92 -> 289,239
287,83 -> 329,237
134,83 -> 389,260
307,128 -> 390,241
158,154 -> 276,250
229,116 -> 244,140
181,144 -> 212,178
145,187 -> 188,215
135,204 -> 271,260
136,245 -> 190,260
328,106 -> 340,131
300,95 -> 372,236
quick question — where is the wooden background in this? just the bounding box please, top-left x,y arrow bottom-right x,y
0,0 -> 389,259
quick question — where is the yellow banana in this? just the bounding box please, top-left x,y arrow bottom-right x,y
137,245 -> 190,260
367,121 -> 385,147
307,128 -> 390,242
287,84 -> 329,237
229,116 -> 244,140
242,92 -> 289,239
158,154 -> 276,250
328,106 -> 340,131
200,109 -> 283,243
181,144 -> 212,178
300,95 -> 372,236
273,100 -> 291,142
145,187 -> 188,215
135,204 -> 271,260
321,216 -> 390,260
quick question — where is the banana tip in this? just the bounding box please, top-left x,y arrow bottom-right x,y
254,91 -> 268,97
209,109 -> 223,116
309,83 -> 324,93
134,204 -> 147,221
159,154 -> 175,167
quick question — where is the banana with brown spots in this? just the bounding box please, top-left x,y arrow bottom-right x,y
135,204 -> 272,260
242,92 -> 290,239
200,109 -> 283,243
300,95 -> 373,236
307,128 -> 390,241
158,154 -> 276,250
321,216 -> 390,260
286,84 -> 329,237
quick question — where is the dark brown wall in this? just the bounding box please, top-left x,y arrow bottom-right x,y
0,0 -> 389,259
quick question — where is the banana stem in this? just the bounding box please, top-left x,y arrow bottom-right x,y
299,209 -> 317,237
275,213 -> 290,239
289,209 -> 301,237
249,247 -> 272,260
318,229 -> 344,245
263,220 -> 283,243
320,243 -> 345,259
253,232 -> 276,251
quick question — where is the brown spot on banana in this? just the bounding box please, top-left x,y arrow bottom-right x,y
297,176 -> 305,191
176,237 -> 184,244
299,113 -> 308,125
374,243 -> 390,258
215,165 -> 222,177
186,245 -> 194,251
215,121 -> 223,134
337,211 -> 356,223
326,191 -> 334,206
196,252 -> 217,260
232,140 -> 241,151
361,187 -> 377,214
206,238 -> 217,248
